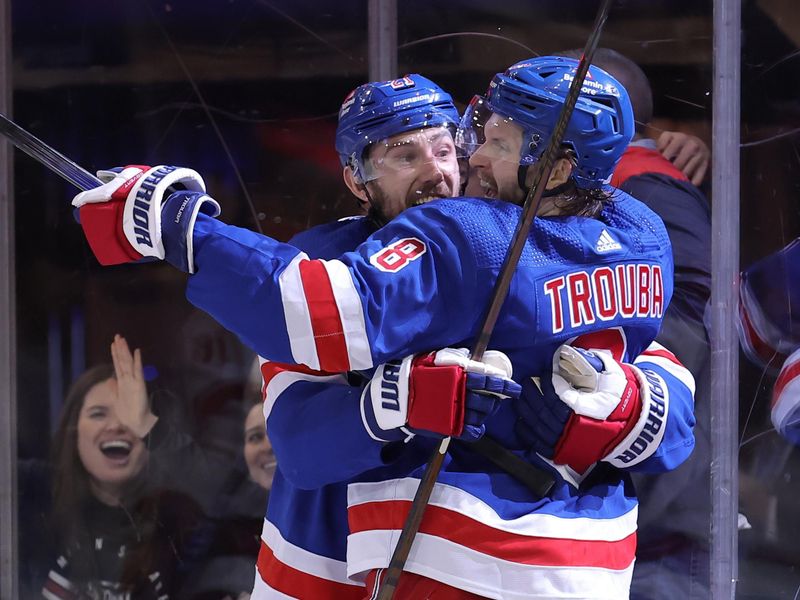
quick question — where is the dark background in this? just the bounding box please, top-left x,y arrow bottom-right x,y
9,0 -> 800,594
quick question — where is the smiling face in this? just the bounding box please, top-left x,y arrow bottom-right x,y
244,403 -> 276,491
76,377 -> 148,504
467,113 -> 527,205
359,126 -> 461,221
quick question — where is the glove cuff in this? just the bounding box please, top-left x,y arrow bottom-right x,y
360,357 -> 415,443
161,191 -> 222,274
603,364 -> 669,468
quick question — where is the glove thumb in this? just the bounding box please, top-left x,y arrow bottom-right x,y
554,346 -> 604,390
481,350 -> 514,379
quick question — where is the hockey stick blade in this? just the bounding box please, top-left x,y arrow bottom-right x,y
375,1 -> 616,597
0,112 -> 102,191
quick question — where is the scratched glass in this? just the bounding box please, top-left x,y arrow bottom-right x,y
399,2 -> 717,599
4,1 -> 795,599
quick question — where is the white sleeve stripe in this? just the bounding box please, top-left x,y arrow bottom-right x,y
278,252 -> 320,370
263,370 -> 347,419
634,354 -> 695,396
321,259 -> 373,370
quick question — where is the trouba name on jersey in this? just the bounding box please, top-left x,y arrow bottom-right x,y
131,165 -> 177,247
543,263 -> 665,334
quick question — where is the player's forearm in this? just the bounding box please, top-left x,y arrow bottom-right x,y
268,380 -> 390,489
624,350 -> 696,473
186,211 -> 482,372
186,214 -> 306,364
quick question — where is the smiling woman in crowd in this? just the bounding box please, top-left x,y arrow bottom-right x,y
41,335 -> 204,600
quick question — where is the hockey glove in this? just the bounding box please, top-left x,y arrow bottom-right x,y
515,345 -> 664,474
361,347 -> 521,443
71,165 -> 219,272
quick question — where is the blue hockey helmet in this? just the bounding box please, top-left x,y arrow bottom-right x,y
335,74 -> 461,182
459,56 -> 634,189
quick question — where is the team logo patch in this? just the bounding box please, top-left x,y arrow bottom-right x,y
595,229 -> 622,253
370,237 -> 426,272
390,76 -> 415,90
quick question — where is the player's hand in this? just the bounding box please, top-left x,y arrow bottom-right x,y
514,345 -> 661,474
656,130 -> 709,186
361,347 -> 520,443
110,334 -> 158,438
71,165 -> 219,273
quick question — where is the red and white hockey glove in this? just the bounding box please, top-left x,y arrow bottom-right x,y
361,348 -> 521,443
71,165 -> 218,272
515,345 -> 666,476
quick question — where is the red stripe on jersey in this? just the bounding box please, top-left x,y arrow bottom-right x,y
260,361 -> 334,386
640,347 -> 680,364
43,576 -> 77,600
739,301 -> 784,366
773,359 -> 800,409
349,501 -> 636,570
572,328 -> 627,361
298,259 -> 351,372
365,569 -> 487,600
256,540 -> 363,600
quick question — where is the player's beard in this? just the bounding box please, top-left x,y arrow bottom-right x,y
365,181 -> 453,226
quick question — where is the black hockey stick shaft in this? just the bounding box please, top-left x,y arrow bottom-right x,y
375,1 -> 615,597
0,112 -> 102,191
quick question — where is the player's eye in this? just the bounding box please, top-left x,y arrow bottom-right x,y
435,146 -> 453,159
492,139 -> 510,153
388,151 -> 416,167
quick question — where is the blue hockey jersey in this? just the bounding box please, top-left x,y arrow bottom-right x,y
183,193 -> 696,599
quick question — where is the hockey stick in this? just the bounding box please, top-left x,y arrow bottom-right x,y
375,1 -> 615,597
0,110 -> 548,489
0,112 -> 102,191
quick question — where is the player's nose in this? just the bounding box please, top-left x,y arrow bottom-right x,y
468,144 -> 489,170
418,157 -> 445,186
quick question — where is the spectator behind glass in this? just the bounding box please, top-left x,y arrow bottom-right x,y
557,47 -> 713,600
243,402 -> 276,492
177,400 -> 273,600
42,335 -> 204,600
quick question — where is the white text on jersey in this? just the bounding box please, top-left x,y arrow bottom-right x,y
543,263 -> 664,333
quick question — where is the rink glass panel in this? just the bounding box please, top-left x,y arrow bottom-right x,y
9,2 -> 367,597
737,0 -> 800,596
1,0 -> 789,598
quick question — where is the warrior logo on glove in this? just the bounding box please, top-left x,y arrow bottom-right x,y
515,344 -> 669,481
72,165 -> 220,273
362,348 -> 521,443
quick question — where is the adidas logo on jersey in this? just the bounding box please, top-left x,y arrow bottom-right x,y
596,229 -> 622,253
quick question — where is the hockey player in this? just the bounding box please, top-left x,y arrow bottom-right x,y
71,57 -> 696,599
248,76 -> 516,598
